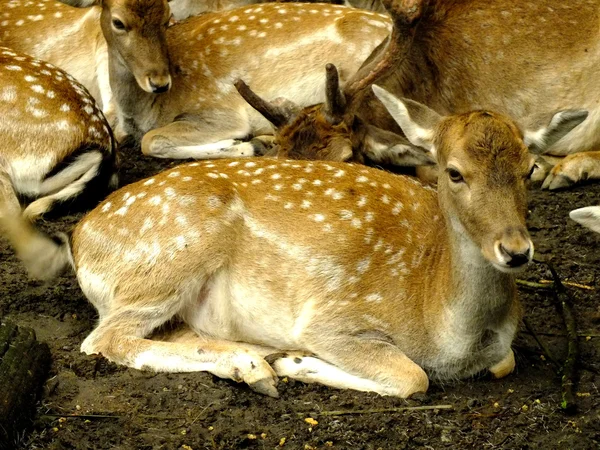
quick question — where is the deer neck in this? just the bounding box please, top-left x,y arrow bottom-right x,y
107,48 -> 159,140
440,214 -> 516,332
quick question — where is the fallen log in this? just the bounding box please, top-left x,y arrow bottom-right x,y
0,321 -> 51,449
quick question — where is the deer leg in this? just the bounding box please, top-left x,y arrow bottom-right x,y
80,304 -> 280,397
277,336 -> 428,397
0,170 -> 21,220
269,352 -> 405,394
488,348 -> 515,379
542,151 -> 600,190
141,110 -> 270,160
22,151 -> 105,221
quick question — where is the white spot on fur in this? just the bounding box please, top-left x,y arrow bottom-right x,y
365,293 -> 383,303
356,258 -> 371,274
392,202 -> 403,215
149,195 -> 162,206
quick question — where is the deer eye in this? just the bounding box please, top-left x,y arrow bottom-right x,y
526,164 -> 538,179
112,19 -> 126,31
447,168 -> 464,183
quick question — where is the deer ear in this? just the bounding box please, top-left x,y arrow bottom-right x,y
372,85 -> 442,157
569,206 -> 600,234
523,110 -> 588,154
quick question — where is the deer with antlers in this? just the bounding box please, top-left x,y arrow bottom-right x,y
233,64 -> 433,167
233,0 -> 600,186
4,81 -> 585,396
1,0 -> 391,155
0,47 -> 117,277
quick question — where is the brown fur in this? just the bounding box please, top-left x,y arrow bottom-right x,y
0,47 -> 117,278
274,106 -> 355,162
9,96 -> 560,397
350,0 -> 600,158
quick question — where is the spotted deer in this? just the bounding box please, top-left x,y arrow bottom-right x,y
59,0 -> 385,20
265,0 -> 599,189
0,47 -> 117,277
1,0 -> 391,155
5,86 -> 586,397
234,63 -> 433,167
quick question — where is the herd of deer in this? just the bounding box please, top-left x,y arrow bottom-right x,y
0,0 -> 598,398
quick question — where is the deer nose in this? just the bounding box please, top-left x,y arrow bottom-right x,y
148,76 -> 171,94
496,242 -> 532,268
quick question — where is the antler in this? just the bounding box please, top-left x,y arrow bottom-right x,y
234,79 -> 292,128
324,63 -> 346,124
343,0 -> 423,101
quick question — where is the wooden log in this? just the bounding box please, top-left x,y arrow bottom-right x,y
0,321 -> 51,449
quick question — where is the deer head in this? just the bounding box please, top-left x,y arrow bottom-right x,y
372,85 -> 587,271
235,63 -> 432,167
100,0 -> 173,94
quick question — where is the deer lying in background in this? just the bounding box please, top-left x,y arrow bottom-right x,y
287,0 -> 599,189
58,0 -> 385,21
58,0 -> 255,20
3,0 -> 390,154
0,48 -> 117,276
234,64 -> 433,167
4,85 -> 585,396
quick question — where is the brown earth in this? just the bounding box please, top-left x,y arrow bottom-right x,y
2,145 -> 599,449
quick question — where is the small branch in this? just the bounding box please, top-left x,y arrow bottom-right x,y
522,317 -> 561,372
298,405 -> 453,417
40,414 -> 121,420
546,262 -> 579,414
521,331 -> 600,338
539,279 -> 594,291
516,279 -> 552,289
516,279 -> 594,291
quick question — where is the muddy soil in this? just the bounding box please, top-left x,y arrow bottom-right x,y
2,146 -> 600,449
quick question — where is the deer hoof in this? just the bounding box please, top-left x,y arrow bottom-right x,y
249,377 -> 279,398
541,172 -> 575,190
489,349 -> 515,379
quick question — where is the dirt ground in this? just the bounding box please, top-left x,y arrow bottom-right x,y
2,145 -> 600,449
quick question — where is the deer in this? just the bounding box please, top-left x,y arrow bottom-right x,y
251,0 -> 598,189
3,82 -> 586,396
233,63 -> 433,167
0,47 -> 117,277
1,0 -> 391,156
58,0 -> 385,20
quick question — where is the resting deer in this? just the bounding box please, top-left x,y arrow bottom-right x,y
58,0 -> 385,20
269,0 -> 598,189
0,47 -> 117,276
5,85 -> 585,396
1,0 -> 391,156
234,63 -> 432,167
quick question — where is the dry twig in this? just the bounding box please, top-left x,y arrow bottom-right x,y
298,404 -> 453,417
546,262 -> 579,414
